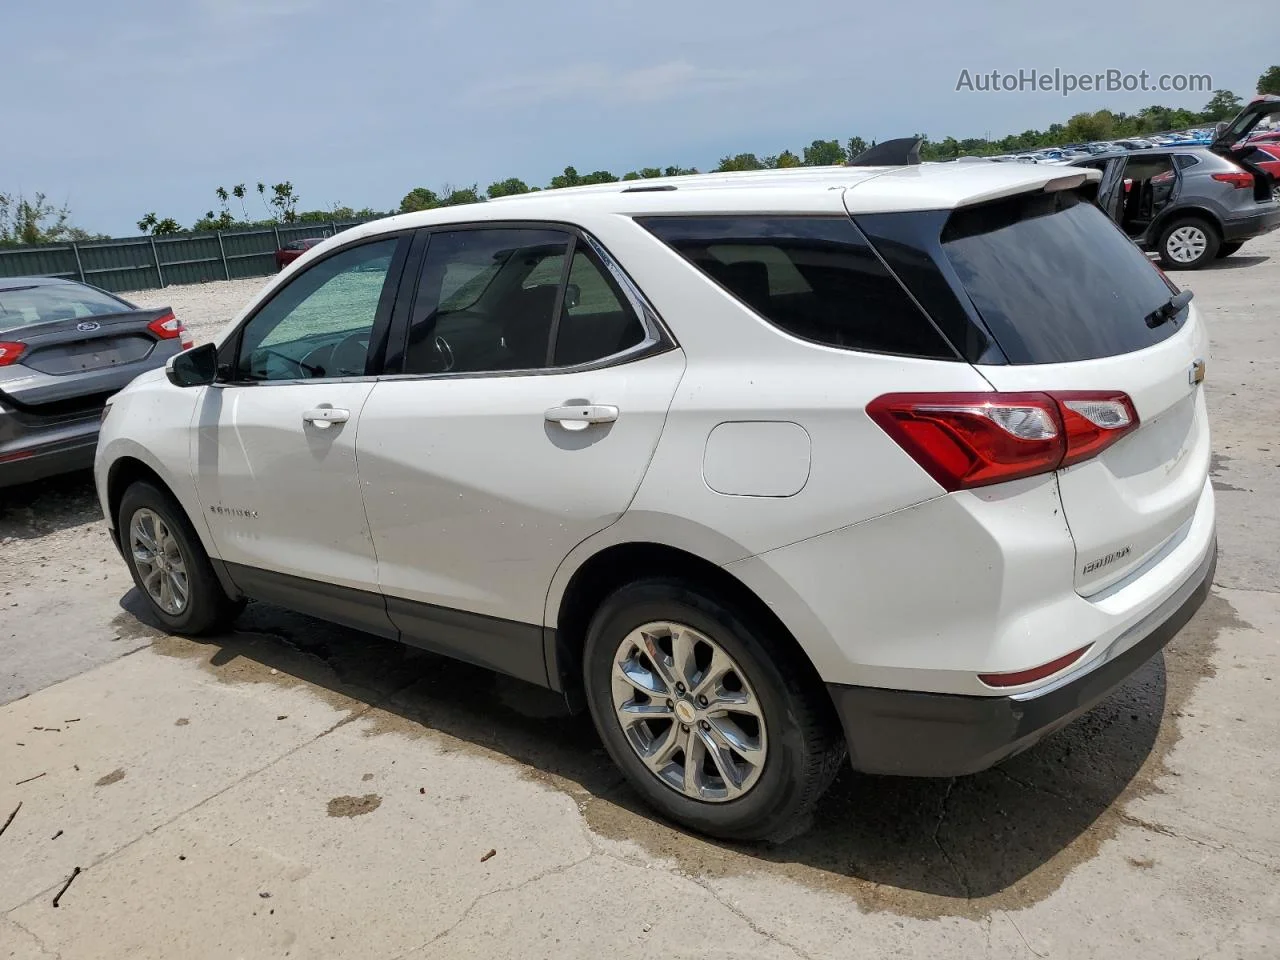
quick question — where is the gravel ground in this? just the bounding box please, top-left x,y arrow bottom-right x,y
130,275 -> 269,345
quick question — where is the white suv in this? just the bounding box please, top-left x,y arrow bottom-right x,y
96,161 -> 1216,840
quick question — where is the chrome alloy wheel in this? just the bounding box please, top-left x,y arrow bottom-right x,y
1166,225 -> 1209,264
129,508 -> 189,615
610,621 -> 767,802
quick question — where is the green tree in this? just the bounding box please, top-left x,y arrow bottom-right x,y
846,137 -> 868,160
0,192 -> 75,245
663,165 -> 698,177
1258,65 -> 1280,96
487,177 -> 530,198
549,166 -> 582,189
399,187 -> 440,213
1200,90 -> 1243,121
580,170 -> 619,185
802,139 -> 846,166
775,150 -> 802,167
716,153 -> 765,172
440,184 -> 483,206
1064,110 -> 1116,143
232,184 -> 249,219
269,182 -> 299,222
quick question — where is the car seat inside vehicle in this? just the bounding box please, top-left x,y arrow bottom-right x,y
1119,156 -> 1177,237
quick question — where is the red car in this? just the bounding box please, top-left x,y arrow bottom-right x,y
1241,143 -> 1280,201
1245,130 -> 1280,145
274,237 -> 325,271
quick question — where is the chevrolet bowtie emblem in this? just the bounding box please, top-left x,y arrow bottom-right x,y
1189,358 -> 1206,386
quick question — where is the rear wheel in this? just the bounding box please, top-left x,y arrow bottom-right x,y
1216,241 -> 1245,258
583,578 -> 844,841
118,482 -> 240,635
1157,216 -> 1219,269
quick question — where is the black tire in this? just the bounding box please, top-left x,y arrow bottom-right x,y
583,578 -> 845,841
117,481 -> 240,635
1216,241 -> 1245,258
1157,216 -> 1219,269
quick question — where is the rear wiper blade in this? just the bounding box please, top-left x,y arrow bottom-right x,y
1145,289 -> 1193,328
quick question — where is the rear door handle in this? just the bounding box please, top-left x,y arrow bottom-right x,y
302,407 -> 350,428
545,403 -> 619,431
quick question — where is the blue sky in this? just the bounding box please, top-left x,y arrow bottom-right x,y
4,0 -> 1275,235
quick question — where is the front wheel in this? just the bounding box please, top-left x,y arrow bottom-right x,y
118,482 -> 240,635
583,578 -> 844,841
1157,216 -> 1219,269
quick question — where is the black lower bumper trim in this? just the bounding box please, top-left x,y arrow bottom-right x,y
828,538 -> 1217,777
0,439 -> 97,489
1221,209 -> 1280,241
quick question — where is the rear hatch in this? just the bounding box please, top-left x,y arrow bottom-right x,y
1,302 -> 184,418
935,187 -> 1209,595
1212,95 -> 1280,204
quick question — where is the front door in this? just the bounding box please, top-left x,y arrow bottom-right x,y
356,225 -> 684,683
193,235 -> 406,636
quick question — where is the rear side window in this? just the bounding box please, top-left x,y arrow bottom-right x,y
0,283 -> 132,330
640,216 -> 956,360
941,191 -> 1182,364
1175,154 -> 1200,169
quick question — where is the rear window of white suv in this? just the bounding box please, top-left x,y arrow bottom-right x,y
641,216 -> 957,360
939,190 -> 1184,364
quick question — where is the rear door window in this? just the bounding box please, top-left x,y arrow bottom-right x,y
940,190 -> 1183,364
640,216 -> 955,359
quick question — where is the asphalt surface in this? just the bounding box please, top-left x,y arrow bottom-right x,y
1,237 -> 1278,959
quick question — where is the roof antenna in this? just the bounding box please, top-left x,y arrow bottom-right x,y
847,137 -> 924,167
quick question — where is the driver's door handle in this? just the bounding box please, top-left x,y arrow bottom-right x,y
545,404 -> 619,431
302,407 -> 350,429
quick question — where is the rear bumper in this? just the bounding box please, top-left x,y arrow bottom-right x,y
0,433 -> 98,488
1222,207 -> 1280,241
828,537 -> 1216,777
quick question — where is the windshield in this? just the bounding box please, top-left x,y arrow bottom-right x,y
942,190 -> 1182,364
0,283 -> 133,331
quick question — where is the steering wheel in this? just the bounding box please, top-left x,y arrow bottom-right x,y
330,331 -> 371,377
433,335 -> 455,372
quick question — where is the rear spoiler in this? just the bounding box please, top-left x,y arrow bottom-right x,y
847,137 -> 923,167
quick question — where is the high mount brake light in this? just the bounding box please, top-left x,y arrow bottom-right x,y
867,391 -> 1139,491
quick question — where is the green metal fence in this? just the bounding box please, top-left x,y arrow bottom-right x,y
0,218 -> 382,294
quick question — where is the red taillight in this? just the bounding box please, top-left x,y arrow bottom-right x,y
867,391 -> 1140,491
0,341 -> 26,366
1211,171 -> 1254,189
146,311 -> 186,341
1055,392 -> 1139,467
978,645 -> 1092,688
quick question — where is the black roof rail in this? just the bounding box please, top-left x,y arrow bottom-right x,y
847,137 -> 923,167
621,184 -> 678,193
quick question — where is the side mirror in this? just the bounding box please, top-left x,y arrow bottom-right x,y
166,342 -> 218,387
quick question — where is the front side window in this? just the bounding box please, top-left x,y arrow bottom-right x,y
236,237 -> 399,381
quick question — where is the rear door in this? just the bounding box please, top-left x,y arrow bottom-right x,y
937,188 -> 1209,595
357,225 -> 683,681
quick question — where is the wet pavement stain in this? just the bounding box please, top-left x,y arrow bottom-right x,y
124,583 -> 1251,921
327,794 -> 381,818
95,768 -> 126,787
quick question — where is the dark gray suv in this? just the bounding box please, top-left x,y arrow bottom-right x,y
0,277 -> 190,488
1070,96 -> 1280,268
